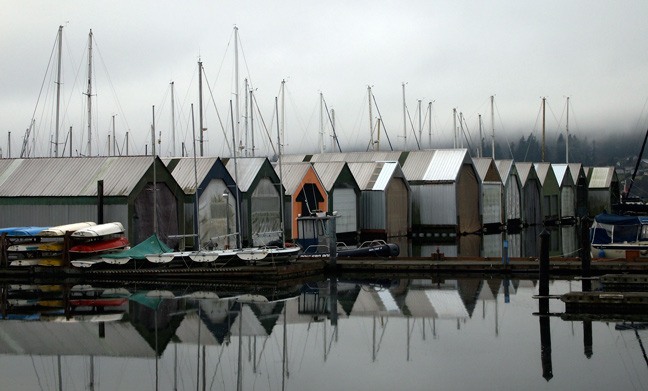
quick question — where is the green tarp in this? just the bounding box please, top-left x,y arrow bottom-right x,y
102,234 -> 172,260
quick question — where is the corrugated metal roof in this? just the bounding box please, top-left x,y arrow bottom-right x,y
309,151 -> 402,163
552,164 -> 572,186
472,157 -> 501,183
534,162 -> 551,184
495,160 -> 514,184
347,161 -> 403,191
515,162 -> 534,185
274,162 -> 312,195
401,150 -> 436,181
279,154 -> 308,163
225,157 -> 266,192
589,166 -> 616,188
312,161 -> 347,190
568,163 -> 583,183
0,157 -> 156,197
422,149 -> 469,182
163,157 -> 220,194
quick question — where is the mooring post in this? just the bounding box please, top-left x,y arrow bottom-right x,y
97,180 -> 104,224
539,229 -> 550,298
579,216 -> 592,288
328,214 -> 337,268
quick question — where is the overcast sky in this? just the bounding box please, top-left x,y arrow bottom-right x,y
3,1 -> 648,159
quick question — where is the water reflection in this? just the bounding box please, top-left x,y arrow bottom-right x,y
0,277 -> 646,390
406,224 -> 578,259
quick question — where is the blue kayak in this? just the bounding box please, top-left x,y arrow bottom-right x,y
0,226 -> 49,236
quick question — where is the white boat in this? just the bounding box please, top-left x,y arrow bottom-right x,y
72,257 -> 106,268
71,222 -> 124,238
7,241 -> 64,252
38,222 -> 97,237
145,251 -> 191,264
590,213 -> 648,259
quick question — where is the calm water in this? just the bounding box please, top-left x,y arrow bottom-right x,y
0,275 -> 646,391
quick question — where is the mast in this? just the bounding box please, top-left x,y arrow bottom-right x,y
453,108 -> 457,148
402,82 -> 407,150
198,60 -> 204,156
376,118 -> 381,151
230,100 -> 242,249
244,78 -> 249,156
86,29 -> 93,156
428,101 -> 432,149
566,96 -> 570,164
191,103 -> 200,249
542,97 -> 546,162
111,115 -> 116,156
234,27 -> 240,155
152,105 -> 157,235
7,132 -> 10,158
171,81 -> 176,156
368,86 -> 375,150
276,96 -> 286,247
478,114 -> 483,158
319,92 -> 324,153
331,108 -> 336,152
490,95 -> 495,159
418,100 -> 422,150
281,79 -> 286,149
54,25 -> 63,157
250,88 -> 255,157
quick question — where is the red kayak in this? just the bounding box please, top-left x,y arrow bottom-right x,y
69,297 -> 128,307
69,236 -> 129,254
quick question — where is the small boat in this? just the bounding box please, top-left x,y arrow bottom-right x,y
71,222 -> 124,238
103,234 -> 172,265
7,241 -> 64,252
590,212 -> 648,259
69,236 -> 129,254
296,212 -> 399,259
38,221 -> 97,237
69,297 -> 128,307
0,226 -> 49,236
71,257 -> 105,268
37,258 -> 65,267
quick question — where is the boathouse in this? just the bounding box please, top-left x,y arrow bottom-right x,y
472,157 -> 504,232
495,159 -> 522,229
347,161 -> 410,240
515,162 -> 542,256
587,166 -> 620,216
273,162 -> 328,240
401,149 -> 480,239
534,162 -> 560,224
568,163 -> 589,218
0,156 -> 185,246
552,164 -> 576,223
164,157 -> 237,250
224,157 -> 283,247
311,161 -> 361,244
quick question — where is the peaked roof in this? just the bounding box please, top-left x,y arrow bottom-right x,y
514,162 -> 537,186
589,166 -> 618,189
472,157 -> 502,183
551,163 -> 574,187
533,162 -> 552,184
312,161 -> 357,191
495,160 -> 515,185
0,156 -> 166,197
568,163 -> 584,183
224,157 -> 271,192
274,162 -> 322,195
347,161 -> 404,191
309,151 -> 404,164
402,149 -> 470,182
163,157 -> 229,194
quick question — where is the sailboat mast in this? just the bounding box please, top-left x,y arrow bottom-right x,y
244,78 -> 249,156
368,86 -> 374,150
566,96 -> 570,164
276,96 -> 286,246
152,105 -> 157,235
234,27 -> 240,155
54,25 -> 63,158
198,60 -> 204,156
171,81 -> 176,156
490,95 -> 495,159
250,89 -> 255,157
418,100 -> 422,150
86,29 -> 93,156
191,103 -> 200,249
453,108 -> 457,148
331,108 -> 336,152
542,97 -> 546,162
319,92 -> 324,153
112,114 -> 116,156
428,101 -> 432,149
402,82 -> 407,150
281,79 -> 286,149
478,114 -> 483,158
230,100 -> 242,249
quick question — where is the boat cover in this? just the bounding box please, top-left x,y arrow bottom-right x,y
102,234 -> 172,261
593,213 -> 648,225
